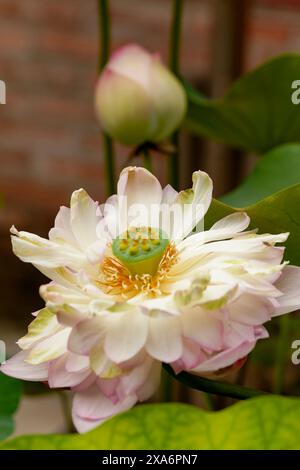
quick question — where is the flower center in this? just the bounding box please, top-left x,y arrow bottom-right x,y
112,227 -> 169,276
99,242 -> 178,299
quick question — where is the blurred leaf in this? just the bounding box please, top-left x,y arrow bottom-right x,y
0,373 -> 22,441
222,144 -> 300,206
251,337 -> 279,368
22,381 -> 50,395
252,317 -> 300,368
2,397 -> 300,449
205,185 -> 300,266
185,54 -> 300,153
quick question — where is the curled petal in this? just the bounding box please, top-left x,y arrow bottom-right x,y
18,308 -> 59,350
178,211 -> 250,250
190,340 -> 256,375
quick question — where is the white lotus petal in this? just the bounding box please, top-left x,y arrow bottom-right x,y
26,328 -> 70,365
11,226 -> 84,268
161,184 -> 178,205
191,340 -> 256,374
135,360 -> 161,402
274,265 -> 300,315
170,170 -> 213,241
104,312 -> 148,363
48,353 -> 89,388
49,206 -> 79,247
146,314 -> 182,362
65,353 -> 90,373
18,308 -> 59,350
117,166 -> 162,230
178,212 -> 250,250
70,189 -> 101,251
228,294 -> 274,325
181,308 -> 223,351
1,351 -> 49,381
73,384 -> 137,420
68,317 -> 105,356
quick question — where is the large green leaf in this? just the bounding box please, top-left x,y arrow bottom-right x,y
0,373 -> 22,441
222,143 -> 300,206
2,396 -> 300,450
185,54 -> 300,153
205,185 -> 300,266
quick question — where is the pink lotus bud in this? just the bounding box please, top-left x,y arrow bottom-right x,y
95,44 -> 187,146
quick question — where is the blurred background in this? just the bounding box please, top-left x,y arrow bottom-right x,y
1,0 -> 300,434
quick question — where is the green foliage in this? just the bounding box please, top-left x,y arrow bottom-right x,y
2,397 -> 300,450
222,144 -> 300,206
206,184 -> 300,266
185,54 -> 300,153
0,373 -> 22,441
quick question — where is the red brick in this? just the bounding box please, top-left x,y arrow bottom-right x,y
0,1 -> 21,18
44,157 -> 104,184
38,32 -> 98,61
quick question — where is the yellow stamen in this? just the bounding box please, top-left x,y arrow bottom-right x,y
98,243 -> 179,299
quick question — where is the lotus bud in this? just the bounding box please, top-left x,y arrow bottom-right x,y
95,44 -> 187,146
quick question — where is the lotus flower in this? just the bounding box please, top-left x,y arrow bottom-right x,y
95,44 -> 187,146
2,167 -> 300,432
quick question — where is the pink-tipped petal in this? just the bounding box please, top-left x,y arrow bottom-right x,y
48,354 -> 89,388
73,385 -> 136,421
1,351 -> 49,381
274,265 -> 300,315
68,317 -> 104,356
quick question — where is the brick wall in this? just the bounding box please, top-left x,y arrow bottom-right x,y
1,0 -> 300,344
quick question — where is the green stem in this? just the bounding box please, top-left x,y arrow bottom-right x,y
161,367 -> 173,402
168,0 -> 184,190
143,148 -> 152,172
169,0 -> 184,75
98,0 -> 115,195
273,315 -> 290,394
170,133 -> 179,190
163,364 -> 267,400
